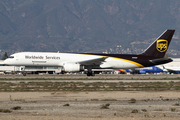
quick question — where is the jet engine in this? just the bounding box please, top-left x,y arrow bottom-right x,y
63,62 -> 84,72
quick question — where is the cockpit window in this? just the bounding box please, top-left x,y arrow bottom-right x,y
9,56 -> 14,58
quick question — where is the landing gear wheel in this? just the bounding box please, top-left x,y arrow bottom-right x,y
23,72 -> 26,76
61,71 -> 65,74
87,72 -> 95,76
87,73 -> 91,76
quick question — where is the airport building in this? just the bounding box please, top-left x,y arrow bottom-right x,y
0,60 -> 62,75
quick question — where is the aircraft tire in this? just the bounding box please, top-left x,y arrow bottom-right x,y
87,72 -> 95,76
87,72 -> 91,76
23,72 -> 26,76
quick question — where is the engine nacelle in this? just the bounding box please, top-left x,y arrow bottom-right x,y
63,62 -> 84,72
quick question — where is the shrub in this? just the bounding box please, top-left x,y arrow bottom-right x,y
141,109 -> 147,112
132,109 -> 138,113
63,103 -> 70,106
173,103 -> 180,106
11,106 -> 21,110
170,108 -> 176,112
0,109 -> 12,113
100,103 -> 110,109
129,98 -> 136,103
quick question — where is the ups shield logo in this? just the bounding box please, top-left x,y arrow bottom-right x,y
156,39 -> 168,52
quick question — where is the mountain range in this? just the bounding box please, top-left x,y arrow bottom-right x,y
0,0 -> 180,58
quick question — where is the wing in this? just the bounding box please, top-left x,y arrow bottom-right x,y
78,57 -> 108,66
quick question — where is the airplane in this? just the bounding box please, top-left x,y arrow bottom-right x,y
158,58 -> 180,74
124,66 -> 164,74
4,29 -> 175,76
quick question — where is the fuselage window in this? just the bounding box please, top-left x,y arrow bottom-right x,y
9,56 -> 14,58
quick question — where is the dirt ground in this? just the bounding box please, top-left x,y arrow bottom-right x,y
0,91 -> 180,120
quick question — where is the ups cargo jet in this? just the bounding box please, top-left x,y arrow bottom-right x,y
4,30 -> 175,76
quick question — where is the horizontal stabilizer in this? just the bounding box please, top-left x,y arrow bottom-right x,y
149,57 -> 173,65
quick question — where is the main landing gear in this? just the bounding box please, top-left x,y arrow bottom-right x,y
86,67 -> 95,76
87,71 -> 95,76
22,72 -> 27,76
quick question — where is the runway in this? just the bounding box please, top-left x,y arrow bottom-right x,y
0,74 -> 180,83
0,73 -> 180,79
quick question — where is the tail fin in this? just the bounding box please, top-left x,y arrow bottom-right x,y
140,29 -> 175,58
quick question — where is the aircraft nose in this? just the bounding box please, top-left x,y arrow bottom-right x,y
4,59 -> 9,65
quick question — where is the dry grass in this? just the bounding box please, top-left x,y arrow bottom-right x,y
1,81 -> 180,92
